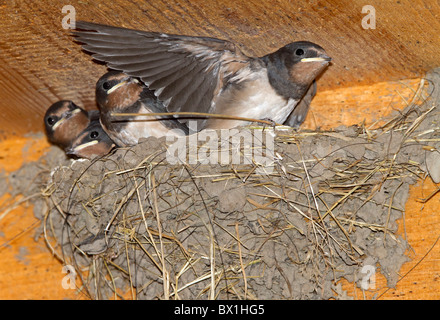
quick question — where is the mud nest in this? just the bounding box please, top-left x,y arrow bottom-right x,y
4,69 -> 440,300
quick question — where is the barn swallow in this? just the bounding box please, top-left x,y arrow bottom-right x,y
95,71 -> 189,147
74,21 -> 331,131
44,100 -> 90,150
66,121 -> 116,159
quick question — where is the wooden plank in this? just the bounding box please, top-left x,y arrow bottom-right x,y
1,0 -> 440,136
303,78 -> 424,130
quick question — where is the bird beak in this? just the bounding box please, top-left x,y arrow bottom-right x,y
52,108 -> 82,130
107,80 -> 128,94
68,140 -> 99,154
301,56 -> 332,63
52,118 -> 65,130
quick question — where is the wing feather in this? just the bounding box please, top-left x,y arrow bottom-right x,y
74,21 -> 250,123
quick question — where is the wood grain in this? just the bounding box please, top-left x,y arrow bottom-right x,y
303,78 -> 424,130
1,0 -> 440,137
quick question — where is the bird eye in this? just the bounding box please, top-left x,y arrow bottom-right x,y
102,82 -> 112,90
90,131 -> 99,139
46,117 -> 56,126
295,48 -> 305,56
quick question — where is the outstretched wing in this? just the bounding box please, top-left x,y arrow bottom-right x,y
74,21 -> 250,121
283,80 -> 317,128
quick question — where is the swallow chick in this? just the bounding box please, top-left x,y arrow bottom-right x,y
44,100 -> 91,150
74,21 -> 331,131
95,71 -> 189,147
66,121 -> 116,159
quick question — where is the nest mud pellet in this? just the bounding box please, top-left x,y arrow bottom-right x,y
3,68 -> 440,300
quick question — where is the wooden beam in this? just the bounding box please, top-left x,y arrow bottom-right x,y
1,0 -> 439,136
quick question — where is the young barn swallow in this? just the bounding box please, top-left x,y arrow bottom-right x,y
95,71 -> 189,147
44,100 -> 91,150
74,21 -> 331,131
66,121 -> 116,159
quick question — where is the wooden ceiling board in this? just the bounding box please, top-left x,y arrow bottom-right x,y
0,0 -> 439,136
